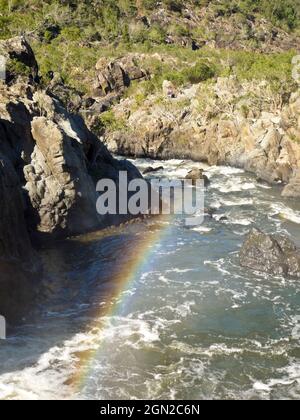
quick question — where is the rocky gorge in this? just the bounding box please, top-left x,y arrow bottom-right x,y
0,1 -> 300,400
1,35 -> 300,318
1,31 -> 300,315
0,37 -> 143,319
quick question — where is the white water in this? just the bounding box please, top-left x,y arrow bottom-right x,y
0,159 -> 300,400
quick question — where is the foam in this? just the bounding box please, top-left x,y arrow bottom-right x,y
270,203 -> 300,224
192,226 -> 213,234
213,179 -> 256,193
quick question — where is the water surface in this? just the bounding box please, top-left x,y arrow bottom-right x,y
0,158 -> 299,400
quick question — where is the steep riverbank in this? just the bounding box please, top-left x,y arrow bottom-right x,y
0,37 -> 142,319
104,75 -> 300,198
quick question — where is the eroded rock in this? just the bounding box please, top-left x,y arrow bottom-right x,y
282,171 -> 300,198
93,55 -> 148,97
185,168 -> 210,187
143,166 -> 164,175
24,117 -> 101,238
239,228 -> 300,278
105,79 -> 300,197
0,37 -> 144,246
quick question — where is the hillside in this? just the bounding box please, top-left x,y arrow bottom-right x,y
1,1 -> 300,197
1,2 -> 300,398
0,1 -> 300,94
1,1 -> 300,44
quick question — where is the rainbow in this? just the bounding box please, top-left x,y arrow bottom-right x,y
72,215 -> 173,393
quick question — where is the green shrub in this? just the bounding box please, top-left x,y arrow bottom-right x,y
97,110 -> 127,131
0,16 -> 12,39
162,70 -> 186,86
169,24 -> 191,37
184,62 -> 216,84
129,24 -> 149,44
60,26 -> 82,42
148,25 -> 167,44
121,23 -> 131,44
265,0 -> 298,29
6,58 -> 31,78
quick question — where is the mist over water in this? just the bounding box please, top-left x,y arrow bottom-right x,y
0,158 -> 300,400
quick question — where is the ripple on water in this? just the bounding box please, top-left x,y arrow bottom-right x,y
1,159 -> 300,400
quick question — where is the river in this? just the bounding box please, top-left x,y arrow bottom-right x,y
0,158 -> 299,400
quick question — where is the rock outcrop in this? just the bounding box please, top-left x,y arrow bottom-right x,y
145,3 -> 300,53
0,36 -> 39,83
105,77 -> 300,197
0,149 -> 39,321
0,37 -> 143,261
93,55 -> 148,97
185,168 -> 210,187
143,166 -> 164,175
24,117 -> 102,237
240,228 -> 300,278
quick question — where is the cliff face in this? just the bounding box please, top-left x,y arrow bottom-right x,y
0,153 -> 33,261
102,69 -> 300,198
0,37 -> 142,266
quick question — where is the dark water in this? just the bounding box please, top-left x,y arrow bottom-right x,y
0,159 -> 299,400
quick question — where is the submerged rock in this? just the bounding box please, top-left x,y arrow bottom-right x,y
239,228 -> 300,278
143,166 -> 164,175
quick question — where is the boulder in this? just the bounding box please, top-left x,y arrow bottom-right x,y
94,55 -> 147,97
119,55 -> 147,82
94,59 -> 126,96
24,117 -> 101,238
185,168 -> 210,187
162,80 -> 177,98
239,228 -> 300,278
47,80 -> 82,112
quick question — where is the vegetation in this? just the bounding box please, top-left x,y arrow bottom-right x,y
0,1 -> 299,42
6,58 -> 31,79
0,1 -> 298,96
91,110 -> 128,136
209,0 -> 300,30
121,45 -> 297,101
0,1 -> 298,40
